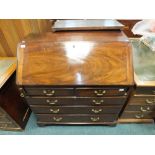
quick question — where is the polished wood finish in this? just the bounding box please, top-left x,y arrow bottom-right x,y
128,96 -> 155,105
0,19 -> 52,56
36,114 -> 119,125
17,29 -> 133,126
121,111 -> 155,119
52,19 -> 124,31
118,20 -> 141,38
30,105 -> 123,114
76,87 -> 128,97
0,58 -> 31,130
26,96 -> 126,106
17,31 -> 133,86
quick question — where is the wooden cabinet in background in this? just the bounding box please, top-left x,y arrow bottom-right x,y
0,57 -> 31,131
119,39 -> 155,124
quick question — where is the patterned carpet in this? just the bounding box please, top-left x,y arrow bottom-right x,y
0,113 -> 155,135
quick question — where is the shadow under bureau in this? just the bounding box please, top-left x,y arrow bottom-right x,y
16,30 -> 134,126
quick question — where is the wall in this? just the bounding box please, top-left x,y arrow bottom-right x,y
0,19 -> 52,57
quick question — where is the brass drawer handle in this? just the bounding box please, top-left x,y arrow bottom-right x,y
43,90 -> 55,96
20,93 -> 25,97
53,116 -> 63,122
145,99 -> 155,104
92,99 -> 104,105
140,106 -> 150,112
94,90 -> 106,96
92,109 -> 102,114
135,114 -> 144,119
46,99 -> 58,105
50,108 -> 60,113
90,117 -> 100,122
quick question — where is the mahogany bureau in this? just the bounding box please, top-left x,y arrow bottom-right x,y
0,57 -> 31,131
119,39 -> 155,123
17,30 -> 134,126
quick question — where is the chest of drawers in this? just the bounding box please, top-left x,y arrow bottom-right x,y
0,57 -> 31,131
17,29 -> 134,126
119,39 -> 155,123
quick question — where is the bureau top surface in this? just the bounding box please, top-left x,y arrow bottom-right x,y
17,31 -> 134,86
0,57 -> 16,89
131,39 -> 155,86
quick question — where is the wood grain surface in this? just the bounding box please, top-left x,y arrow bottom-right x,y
0,19 -> 52,56
17,31 -> 134,86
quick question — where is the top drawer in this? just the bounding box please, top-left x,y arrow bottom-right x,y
136,87 -> 155,95
76,87 -> 128,97
24,87 -> 74,96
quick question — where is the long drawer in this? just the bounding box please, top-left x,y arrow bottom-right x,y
125,105 -> 155,112
26,96 -> 127,106
30,105 -> 123,114
24,87 -> 128,97
121,111 -> 155,119
36,114 -> 119,124
128,96 -> 155,105
135,87 -> 155,95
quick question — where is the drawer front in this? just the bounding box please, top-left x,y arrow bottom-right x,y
128,96 -> 155,105
136,87 -> 155,95
121,111 -> 155,119
76,97 -> 127,105
30,105 -> 123,114
125,105 -> 155,112
26,97 -> 126,106
24,87 -> 74,96
36,114 -> 119,123
26,97 -> 75,106
76,87 -> 127,97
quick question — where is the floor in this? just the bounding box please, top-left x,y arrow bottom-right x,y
0,114 -> 155,135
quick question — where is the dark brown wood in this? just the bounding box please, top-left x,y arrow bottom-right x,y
76,87 -> 128,97
117,20 -> 141,38
52,19 -> 124,32
0,74 -> 31,131
24,87 -> 74,96
126,96 -> 155,105
26,96 -> 126,106
121,111 -> 155,119
135,87 -> 155,95
125,105 -> 155,111
17,29 -> 134,126
30,105 -> 123,114
36,114 -> 119,124
17,31 -> 134,86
